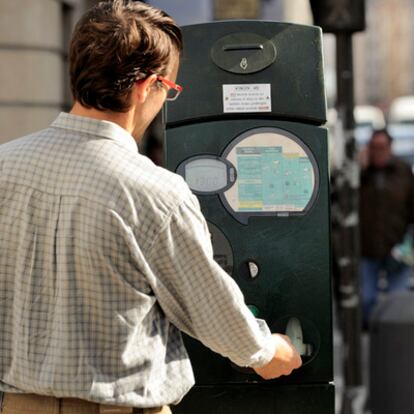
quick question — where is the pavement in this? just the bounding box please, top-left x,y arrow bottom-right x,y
334,326 -> 370,414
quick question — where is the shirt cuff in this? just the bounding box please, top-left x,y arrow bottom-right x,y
246,318 -> 277,368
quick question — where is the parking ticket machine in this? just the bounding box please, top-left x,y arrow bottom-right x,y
164,21 -> 334,413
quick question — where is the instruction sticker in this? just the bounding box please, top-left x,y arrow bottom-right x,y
221,128 -> 318,216
223,84 -> 272,113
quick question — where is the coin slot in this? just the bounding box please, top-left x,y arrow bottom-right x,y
223,44 -> 264,51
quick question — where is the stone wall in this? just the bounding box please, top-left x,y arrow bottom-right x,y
0,0 -> 87,143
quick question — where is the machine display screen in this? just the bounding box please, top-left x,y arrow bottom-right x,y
177,155 -> 236,195
185,158 -> 228,193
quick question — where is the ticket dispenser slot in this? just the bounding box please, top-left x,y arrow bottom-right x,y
230,316 -> 316,375
165,20 -> 333,414
285,317 -> 314,358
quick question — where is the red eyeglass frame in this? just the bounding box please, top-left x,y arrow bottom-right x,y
156,75 -> 183,100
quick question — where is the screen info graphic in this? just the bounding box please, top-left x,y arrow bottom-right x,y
236,146 -> 313,211
223,130 -> 316,214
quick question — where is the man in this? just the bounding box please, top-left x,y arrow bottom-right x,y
360,128 -> 414,328
0,1 -> 301,413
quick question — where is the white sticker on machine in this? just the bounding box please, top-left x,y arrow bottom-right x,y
223,84 -> 272,113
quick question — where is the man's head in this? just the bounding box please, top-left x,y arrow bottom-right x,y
69,0 -> 182,114
368,129 -> 393,168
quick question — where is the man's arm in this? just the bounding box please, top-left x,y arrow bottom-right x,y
143,192 -> 301,376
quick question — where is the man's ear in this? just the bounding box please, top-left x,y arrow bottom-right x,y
135,74 -> 158,103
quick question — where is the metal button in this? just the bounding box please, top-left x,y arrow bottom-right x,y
248,261 -> 259,278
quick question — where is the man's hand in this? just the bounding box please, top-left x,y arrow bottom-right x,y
253,334 -> 302,379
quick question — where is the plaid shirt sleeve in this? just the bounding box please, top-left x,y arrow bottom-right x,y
143,191 -> 276,368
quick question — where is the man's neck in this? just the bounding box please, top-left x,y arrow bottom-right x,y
70,102 -> 136,136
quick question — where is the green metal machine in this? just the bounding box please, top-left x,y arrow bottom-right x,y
164,21 -> 333,413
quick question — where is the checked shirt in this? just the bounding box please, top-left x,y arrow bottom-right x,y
0,113 -> 275,407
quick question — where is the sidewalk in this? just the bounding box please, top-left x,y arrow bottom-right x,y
334,327 -> 370,414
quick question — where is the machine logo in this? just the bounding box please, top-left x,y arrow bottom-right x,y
240,58 -> 248,70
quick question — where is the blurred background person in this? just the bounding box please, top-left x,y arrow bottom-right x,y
359,128 -> 414,329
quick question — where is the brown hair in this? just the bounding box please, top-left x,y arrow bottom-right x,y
69,0 -> 182,112
370,128 -> 393,144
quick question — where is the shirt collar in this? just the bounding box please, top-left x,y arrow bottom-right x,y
51,112 -> 139,153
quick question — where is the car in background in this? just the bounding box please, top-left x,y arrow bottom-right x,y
354,105 -> 386,148
388,95 -> 414,124
389,123 -> 414,172
388,96 -> 414,172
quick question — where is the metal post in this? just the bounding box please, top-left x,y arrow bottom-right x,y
334,32 -> 363,413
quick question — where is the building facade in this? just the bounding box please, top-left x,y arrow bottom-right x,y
0,0 -> 93,143
354,0 -> 414,109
